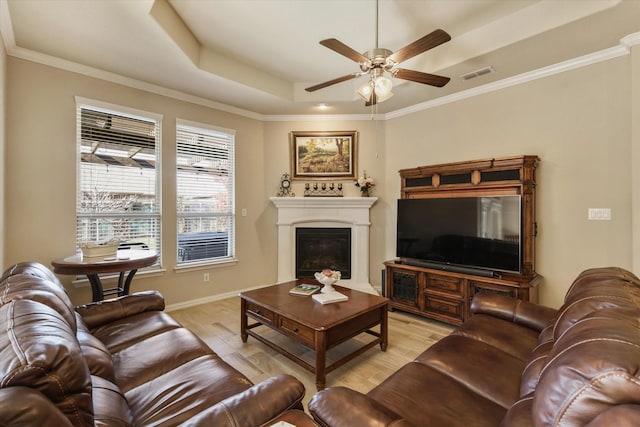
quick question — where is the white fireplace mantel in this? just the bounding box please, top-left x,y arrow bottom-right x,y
270,196 -> 378,294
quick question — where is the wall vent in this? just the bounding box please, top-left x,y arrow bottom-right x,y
461,66 -> 495,81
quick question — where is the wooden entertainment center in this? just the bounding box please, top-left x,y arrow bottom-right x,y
384,155 -> 540,326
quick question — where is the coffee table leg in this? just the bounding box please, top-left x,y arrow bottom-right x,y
240,298 -> 248,342
380,306 -> 388,351
315,331 -> 327,390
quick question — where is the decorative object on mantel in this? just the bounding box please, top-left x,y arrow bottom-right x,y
355,171 -> 375,197
277,172 -> 294,197
80,238 -> 120,259
314,269 -> 341,293
304,182 -> 343,197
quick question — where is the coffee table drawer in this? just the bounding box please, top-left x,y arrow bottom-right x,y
246,302 -> 275,325
279,317 -> 314,346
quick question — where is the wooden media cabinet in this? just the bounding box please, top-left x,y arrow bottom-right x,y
385,155 -> 540,326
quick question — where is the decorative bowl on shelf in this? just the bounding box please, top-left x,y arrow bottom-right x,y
314,269 -> 341,293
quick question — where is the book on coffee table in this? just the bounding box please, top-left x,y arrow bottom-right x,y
289,284 -> 321,296
312,291 -> 348,304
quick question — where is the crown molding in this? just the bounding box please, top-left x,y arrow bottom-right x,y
2,6 -> 638,124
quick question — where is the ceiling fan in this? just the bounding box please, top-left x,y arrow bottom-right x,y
305,0 -> 451,106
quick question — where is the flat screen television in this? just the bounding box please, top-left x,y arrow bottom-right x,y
396,196 -> 521,275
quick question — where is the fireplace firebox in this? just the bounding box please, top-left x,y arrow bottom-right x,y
295,227 -> 351,279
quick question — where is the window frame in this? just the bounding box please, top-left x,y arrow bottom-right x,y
175,118 -> 237,268
75,97 -> 163,267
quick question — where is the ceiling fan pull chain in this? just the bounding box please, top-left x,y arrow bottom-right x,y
375,0 -> 379,49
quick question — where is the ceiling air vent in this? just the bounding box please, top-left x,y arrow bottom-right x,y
461,66 -> 495,81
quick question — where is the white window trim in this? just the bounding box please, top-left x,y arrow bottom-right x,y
175,118 -> 236,268
75,96 -> 163,268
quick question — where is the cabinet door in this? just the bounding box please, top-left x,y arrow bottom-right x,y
387,268 -> 420,310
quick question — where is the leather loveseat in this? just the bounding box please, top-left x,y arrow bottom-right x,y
0,262 -> 306,426
309,267 -> 640,426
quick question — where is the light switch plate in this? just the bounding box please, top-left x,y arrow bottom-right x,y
588,208 -> 611,220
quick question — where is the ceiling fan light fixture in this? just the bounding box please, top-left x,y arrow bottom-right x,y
374,75 -> 393,97
357,81 -> 374,101
376,90 -> 394,103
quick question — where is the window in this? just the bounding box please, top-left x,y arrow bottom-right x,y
176,120 -> 235,265
76,98 -> 161,259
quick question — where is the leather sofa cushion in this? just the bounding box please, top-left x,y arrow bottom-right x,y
367,361 -> 506,427
553,267 -> 640,339
90,310 -> 182,354
0,387 -> 75,426
76,314 -> 116,382
0,299 -> 93,426
519,340 -> 552,397
125,355 -> 255,425
452,313 -> 539,361
415,334 -> 524,409
91,375 -> 135,427
112,327 -> 222,392
173,374 -> 306,427
534,308 -> 640,426
0,262 -> 76,330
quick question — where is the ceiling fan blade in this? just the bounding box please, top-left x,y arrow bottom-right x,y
319,38 -> 370,64
305,73 -> 361,92
393,68 -> 451,87
387,29 -> 451,64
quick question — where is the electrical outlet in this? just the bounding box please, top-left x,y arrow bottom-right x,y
203,272 -> 210,282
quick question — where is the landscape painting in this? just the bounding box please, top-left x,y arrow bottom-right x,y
290,130 -> 358,180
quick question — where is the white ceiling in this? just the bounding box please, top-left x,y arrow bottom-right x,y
2,0 -> 639,117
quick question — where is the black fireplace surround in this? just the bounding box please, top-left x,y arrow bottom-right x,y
295,227 -> 351,279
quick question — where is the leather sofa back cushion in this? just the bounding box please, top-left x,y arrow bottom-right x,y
0,263 -> 77,330
75,314 -> 116,382
553,268 -> 640,340
533,308 -> 640,426
0,299 -> 93,427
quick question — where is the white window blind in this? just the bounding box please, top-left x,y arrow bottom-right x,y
176,121 -> 235,265
76,101 -> 161,257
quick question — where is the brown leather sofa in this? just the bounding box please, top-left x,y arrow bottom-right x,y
309,267 -> 640,426
0,262 -> 306,426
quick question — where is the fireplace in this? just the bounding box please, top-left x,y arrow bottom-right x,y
296,227 -> 351,279
271,196 -> 378,294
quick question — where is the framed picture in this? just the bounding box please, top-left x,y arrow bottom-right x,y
290,130 -> 358,180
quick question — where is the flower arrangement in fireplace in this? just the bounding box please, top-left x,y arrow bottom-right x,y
355,172 -> 375,195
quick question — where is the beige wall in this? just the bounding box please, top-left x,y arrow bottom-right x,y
5,57 -> 271,306
384,56 -> 633,307
4,47 -> 637,309
0,37 -> 5,268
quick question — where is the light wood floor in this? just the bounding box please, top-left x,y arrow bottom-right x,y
169,296 -> 454,407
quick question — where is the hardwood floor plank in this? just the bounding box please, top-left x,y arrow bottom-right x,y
169,296 -> 453,407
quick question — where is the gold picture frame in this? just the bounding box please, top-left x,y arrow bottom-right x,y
290,130 -> 358,180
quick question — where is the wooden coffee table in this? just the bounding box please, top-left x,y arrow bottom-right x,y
240,280 -> 388,390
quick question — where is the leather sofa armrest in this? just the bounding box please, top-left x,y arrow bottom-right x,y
75,290 -> 165,329
0,388 -> 74,426
585,405 -> 640,427
179,374 -> 306,426
309,387 -> 417,427
471,292 -> 557,332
